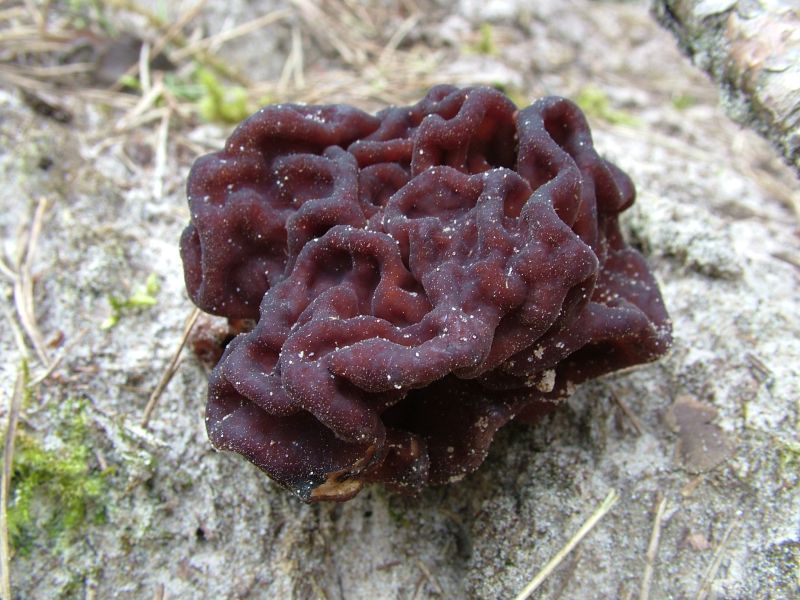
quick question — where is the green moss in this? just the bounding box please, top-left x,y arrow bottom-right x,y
490,83 -> 527,109
101,272 -> 160,330
195,67 -> 252,124
6,398 -> 110,555
66,0 -> 113,32
463,22 -> 498,56
153,65 -> 252,124
777,438 -> 800,488
476,23 -> 496,55
163,72 -> 204,102
385,495 -> 411,528
671,93 -> 697,111
576,86 -> 640,127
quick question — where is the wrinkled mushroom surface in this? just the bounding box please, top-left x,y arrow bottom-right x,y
181,86 -> 671,502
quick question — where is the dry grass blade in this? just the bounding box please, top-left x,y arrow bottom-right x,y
0,257 -> 14,282
105,0 -> 161,28
291,0 -> 370,66
640,495 -> 668,600
141,307 -> 201,428
117,0 -> 251,87
612,391 -> 645,436
694,521 -> 737,600
278,23 -> 305,92
0,65 -> 134,110
13,197 -> 50,368
138,41 -> 152,95
77,87 -> 139,110
148,0 -> 207,70
27,329 -> 87,387
115,82 -> 166,132
21,63 -> 94,78
152,108 -> 170,199
309,576 -> 330,600
108,0 -> 210,92
411,575 -> 426,600
414,558 -> 443,596
377,13 -> 420,67
172,8 -> 291,61
513,490 -> 620,600
0,26 -> 71,46
341,0 -> 378,30
1,39 -> 71,54
0,65 -> 53,94
0,359 -> 30,600
152,582 -> 165,600
2,305 -> 28,360
23,0 -> 43,30
0,6 -> 28,22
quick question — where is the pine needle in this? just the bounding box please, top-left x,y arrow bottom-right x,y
514,490 -> 620,600
141,308 -> 201,428
640,495 -> 668,600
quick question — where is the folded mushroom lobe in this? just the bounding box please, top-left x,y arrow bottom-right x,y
183,86 -> 672,502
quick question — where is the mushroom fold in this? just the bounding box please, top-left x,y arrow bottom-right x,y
181,86 -> 672,502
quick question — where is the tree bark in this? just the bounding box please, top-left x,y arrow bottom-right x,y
652,0 -> 800,174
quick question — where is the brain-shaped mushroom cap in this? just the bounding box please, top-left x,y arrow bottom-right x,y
181,86 -> 671,502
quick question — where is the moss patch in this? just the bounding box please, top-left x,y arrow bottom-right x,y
101,272 -> 160,330
196,67 -> 252,124
6,398 -> 110,555
576,86 -> 640,126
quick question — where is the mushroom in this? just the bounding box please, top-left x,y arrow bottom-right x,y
181,86 -> 672,502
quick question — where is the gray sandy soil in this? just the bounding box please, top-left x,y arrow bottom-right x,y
0,1 -> 797,598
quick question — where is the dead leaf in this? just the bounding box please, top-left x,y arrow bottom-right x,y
681,531 -> 711,551
665,395 -> 733,473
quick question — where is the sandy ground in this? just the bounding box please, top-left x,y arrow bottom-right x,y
0,1 -> 798,598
